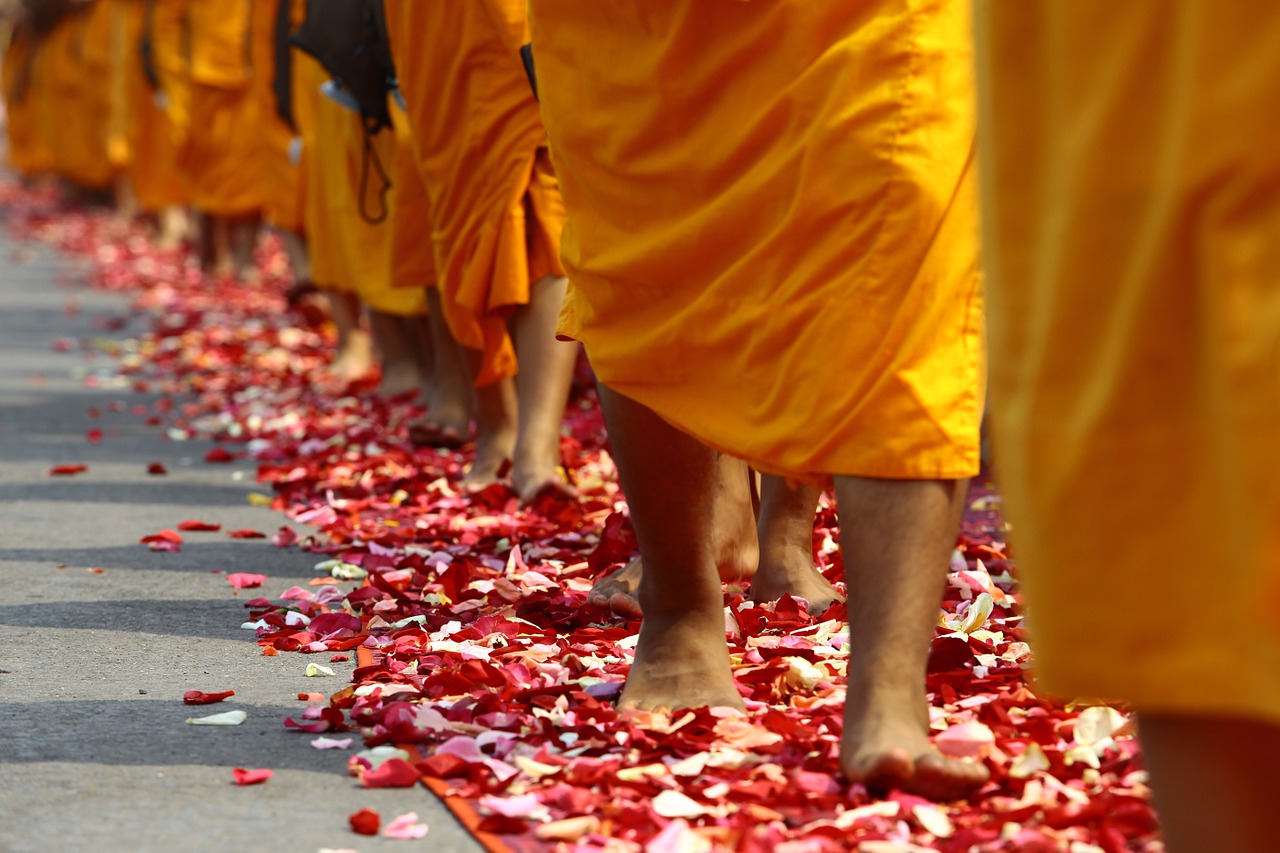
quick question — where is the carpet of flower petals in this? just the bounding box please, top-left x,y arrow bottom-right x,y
2,179 -> 1163,853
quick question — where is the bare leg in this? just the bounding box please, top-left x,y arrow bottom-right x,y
408,288 -> 473,447
227,213 -> 261,282
462,365 -> 517,488
1138,714 -> 1280,853
751,476 -> 840,614
155,205 -> 191,251
509,274 -> 579,502
835,476 -> 989,800
589,454 -> 758,620
324,291 -> 373,383
599,384 -> 743,712
195,212 -> 222,274
279,229 -> 310,283
369,310 -> 429,397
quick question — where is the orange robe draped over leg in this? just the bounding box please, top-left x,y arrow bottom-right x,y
120,0 -> 186,212
183,0 -> 262,217
385,0 -> 565,385
1,24 -> 48,175
251,0 -> 306,235
528,0 -> 983,481
388,100 -> 435,292
977,0 -> 1280,724
294,50 -> 419,315
46,5 -> 117,190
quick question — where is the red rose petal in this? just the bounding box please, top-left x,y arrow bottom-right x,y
232,768 -> 273,786
360,758 -> 420,789
227,573 -> 268,589
204,446 -> 234,463
349,807 -> 380,836
177,519 -> 222,532
183,690 -> 235,705
227,529 -> 267,539
48,464 -> 88,476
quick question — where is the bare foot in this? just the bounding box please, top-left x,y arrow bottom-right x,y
841,705 -> 989,801
588,558 -> 643,617
750,542 -> 843,615
589,525 -> 758,619
512,464 -> 576,506
407,416 -> 469,449
378,360 -> 423,398
619,609 -> 744,712
328,329 -> 374,383
462,421 -> 516,488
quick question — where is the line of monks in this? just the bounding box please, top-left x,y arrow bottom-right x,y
2,0 -> 577,505
5,2 -> 1278,850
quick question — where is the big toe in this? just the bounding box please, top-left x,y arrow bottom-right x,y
908,753 -> 990,802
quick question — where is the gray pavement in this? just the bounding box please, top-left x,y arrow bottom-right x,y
0,218 -> 481,852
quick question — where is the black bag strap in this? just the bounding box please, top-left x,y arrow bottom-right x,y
271,0 -> 296,131
138,0 -> 162,91
356,127 -> 392,225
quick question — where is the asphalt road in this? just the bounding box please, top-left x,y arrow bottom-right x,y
0,216 -> 481,852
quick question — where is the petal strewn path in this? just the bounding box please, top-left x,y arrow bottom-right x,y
0,194 -> 480,853
0,179 -> 1164,852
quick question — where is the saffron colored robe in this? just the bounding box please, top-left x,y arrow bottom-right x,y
529,0 -> 983,481
977,0 -> 1280,725
384,0 -> 565,385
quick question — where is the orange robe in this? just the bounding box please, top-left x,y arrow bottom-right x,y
1,24 -> 48,176
977,0 -> 1280,724
250,0 -> 306,234
388,99 -> 435,291
294,50 -> 421,315
183,0 -> 262,217
119,0 -> 187,211
529,0 -> 983,481
384,0 -> 565,385
45,4 -> 117,190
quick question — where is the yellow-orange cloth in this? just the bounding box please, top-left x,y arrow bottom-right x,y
388,100 -> 435,290
183,0 -> 262,217
977,1 -> 1280,724
529,0 -> 982,481
106,0 -> 137,171
294,51 -> 421,316
251,0 -> 306,234
385,0 -> 565,386
44,5 -> 116,190
122,0 -> 187,211
2,24 -> 49,175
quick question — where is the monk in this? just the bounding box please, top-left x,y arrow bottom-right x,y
249,0 -> 307,282
384,0 -> 578,501
292,41 -> 427,388
386,99 -> 474,427
182,0 -> 262,279
977,3 -> 1280,849
530,0 -> 987,799
42,1 -> 116,193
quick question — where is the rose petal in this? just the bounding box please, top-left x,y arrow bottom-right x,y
311,737 -> 353,750
186,710 -> 247,726
360,757 -> 420,789
348,807 -> 380,836
382,812 -> 429,840
232,767 -> 273,786
227,573 -> 268,589
183,690 -> 235,705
